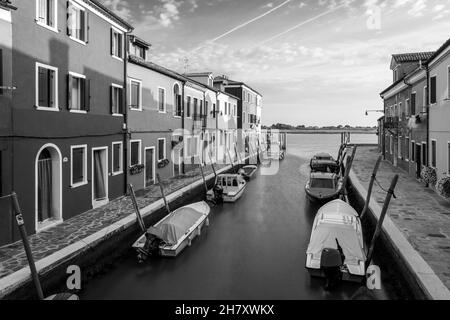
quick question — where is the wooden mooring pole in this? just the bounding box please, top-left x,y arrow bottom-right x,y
156,174 -> 171,214
128,184 -> 147,234
197,156 -> 209,195
366,175 -> 399,268
361,156 -> 382,219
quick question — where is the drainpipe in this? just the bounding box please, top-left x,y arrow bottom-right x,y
426,65 -> 430,168
182,82 -> 185,174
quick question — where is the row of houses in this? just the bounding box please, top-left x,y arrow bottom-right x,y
378,37 -> 450,194
0,0 -> 263,246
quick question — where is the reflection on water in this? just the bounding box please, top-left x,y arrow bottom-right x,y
80,134 -> 402,300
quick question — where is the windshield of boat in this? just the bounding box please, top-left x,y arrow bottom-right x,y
310,178 -> 335,189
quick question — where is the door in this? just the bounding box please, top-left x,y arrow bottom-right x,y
145,148 -> 155,187
37,149 -> 53,223
416,144 -> 421,179
92,148 -> 108,208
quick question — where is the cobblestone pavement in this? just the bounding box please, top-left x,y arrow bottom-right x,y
0,164 -> 228,280
352,147 -> 450,290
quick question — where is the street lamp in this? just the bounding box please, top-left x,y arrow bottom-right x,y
365,109 -> 384,116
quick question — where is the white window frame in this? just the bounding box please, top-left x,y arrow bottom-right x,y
68,0 -> 87,45
422,142 -> 427,167
157,138 -> 166,162
35,62 -> 59,111
186,95 -> 192,118
405,99 -> 410,117
68,71 -> 87,114
111,141 -> 123,175
144,146 -> 156,187
111,26 -> 124,61
431,139 -> 437,169
158,87 -> 166,113
35,0 -> 58,33
111,83 -> 124,116
130,140 -> 142,167
128,78 -> 142,111
423,86 -> 428,111
70,144 -> 88,188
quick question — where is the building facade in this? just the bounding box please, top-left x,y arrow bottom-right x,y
0,0 -> 132,245
427,39 -> 450,183
127,36 -> 185,191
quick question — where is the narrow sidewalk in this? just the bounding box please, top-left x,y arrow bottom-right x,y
351,147 -> 450,291
0,164 -> 227,281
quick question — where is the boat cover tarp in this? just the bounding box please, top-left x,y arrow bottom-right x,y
157,202 -> 209,246
307,200 -> 365,263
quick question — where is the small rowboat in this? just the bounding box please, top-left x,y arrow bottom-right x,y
306,200 -> 366,284
238,165 -> 258,181
206,174 -> 247,203
305,172 -> 343,203
310,153 -> 339,173
132,202 -> 210,260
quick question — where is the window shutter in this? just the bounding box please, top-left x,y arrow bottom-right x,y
119,88 -> 124,114
85,79 -> 91,112
67,74 -> 72,110
110,29 -> 114,56
48,0 -> 54,27
67,2 -> 72,36
110,85 -> 114,114
49,70 -> 55,108
85,12 -> 89,43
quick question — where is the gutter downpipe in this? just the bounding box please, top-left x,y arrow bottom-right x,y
182,82 -> 186,174
426,64 -> 430,168
123,31 -> 131,195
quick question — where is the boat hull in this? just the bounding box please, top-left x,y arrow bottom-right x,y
305,188 -> 340,204
306,267 -> 364,283
223,184 -> 246,203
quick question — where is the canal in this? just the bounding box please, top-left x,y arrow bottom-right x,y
80,134 -> 406,300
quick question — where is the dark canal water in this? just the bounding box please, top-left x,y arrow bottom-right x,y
80,134 -> 405,300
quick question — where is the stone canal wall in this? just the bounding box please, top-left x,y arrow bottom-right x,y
348,146 -> 450,300
0,163 -> 238,300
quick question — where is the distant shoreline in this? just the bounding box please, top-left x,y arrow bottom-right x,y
279,130 -> 377,135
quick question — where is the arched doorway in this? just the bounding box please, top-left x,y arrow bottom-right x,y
35,144 -> 62,231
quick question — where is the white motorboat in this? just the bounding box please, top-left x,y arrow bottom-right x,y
206,174 -> 247,203
132,201 -> 210,260
305,172 -> 343,203
306,200 -> 366,283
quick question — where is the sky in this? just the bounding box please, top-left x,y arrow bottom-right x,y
101,0 -> 450,127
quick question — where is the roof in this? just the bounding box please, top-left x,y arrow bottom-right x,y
426,37 -> 450,65
214,76 -> 263,97
87,0 -> 134,30
128,55 -> 186,82
380,77 -> 405,96
392,52 -> 435,63
129,35 -> 151,48
0,0 -> 16,10
185,72 -> 214,77
185,75 -> 240,100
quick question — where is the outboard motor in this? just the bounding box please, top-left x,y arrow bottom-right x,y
320,240 -> 346,290
213,185 -> 224,203
137,233 -> 163,263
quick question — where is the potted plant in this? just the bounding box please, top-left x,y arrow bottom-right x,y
436,174 -> 450,199
421,166 -> 437,186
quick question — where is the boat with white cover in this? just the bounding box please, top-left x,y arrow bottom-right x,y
306,199 -> 366,283
132,201 -> 210,259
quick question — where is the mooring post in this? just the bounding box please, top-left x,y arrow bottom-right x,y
128,184 -> 146,234
197,156 -> 209,196
366,175 -> 399,268
341,146 -> 357,200
156,174 -> 171,214
361,156 -> 383,219
11,192 -> 45,300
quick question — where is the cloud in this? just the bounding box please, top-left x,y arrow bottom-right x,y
102,0 -> 133,21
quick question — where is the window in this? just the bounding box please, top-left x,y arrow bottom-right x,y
36,0 -> 57,31
111,28 -> 124,59
130,140 -> 142,167
174,84 -> 182,117
71,145 -> 87,187
186,96 -> 191,118
448,66 -> 450,98
398,136 -> 402,159
129,79 -> 142,110
68,72 -> 89,112
212,103 -> 216,118
36,63 -> 58,110
422,142 -> 427,167
131,44 -> 146,60
411,93 -> 416,116
405,137 -> 410,161
112,142 -> 123,175
411,141 -> 415,162
205,101 -> 209,118
67,1 -> 88,43
423,86 -> 428,111
243,112 -> 246,123
111,84 -> 123,115
193,98 -> 198,117
431,140 -> 437,168
158,87 -> 166,112
158,139 -> 166,162
430,76 -> 437,104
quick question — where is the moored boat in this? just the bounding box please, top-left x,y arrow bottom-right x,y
305,172 -> 343,203
206,174 -> 247,203
310,153 -> 339,173
238,165 -> 258,181
306,200 -> 366,284
132,201 -> 210,260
